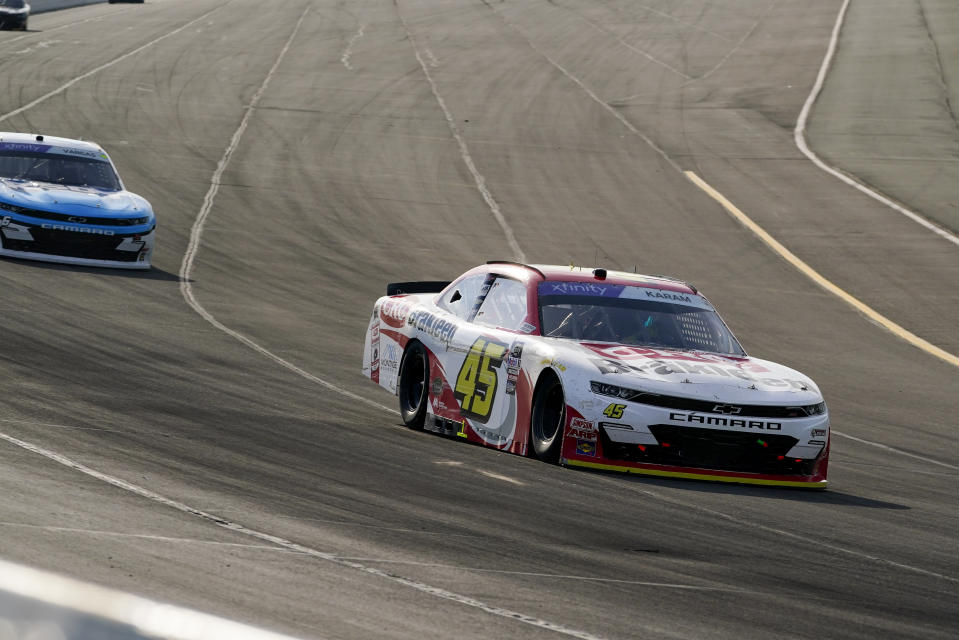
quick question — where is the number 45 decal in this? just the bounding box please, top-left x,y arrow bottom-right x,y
455,337 -> 508,423
603,403 -> 626,419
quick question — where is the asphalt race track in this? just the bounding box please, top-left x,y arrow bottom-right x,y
1,1 -> 957,638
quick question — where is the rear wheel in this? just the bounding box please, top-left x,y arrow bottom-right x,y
398,341 -> 429,429
530,372 -> 566,463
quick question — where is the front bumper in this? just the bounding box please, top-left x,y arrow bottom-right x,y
0,221 -> 154,269
0,11 -> 27,30
561,402 -> 830,488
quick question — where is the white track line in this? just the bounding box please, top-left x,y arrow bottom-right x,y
690,0 -> 778,83
396,7 -> 526,262
175,8 -> 600,638
795,0 -> 959,247
0,2 -> 230,125
685,170 -> 959,369
176,6 -> 396,417
0,522 -> 298,552
624,483 -> 959,586
0,434 -> 606,639
832,430 -> 959,471
0,0 -> 950,605
484,5 -> 681,174
331,557 -> 747,591
340,22 -> 365,70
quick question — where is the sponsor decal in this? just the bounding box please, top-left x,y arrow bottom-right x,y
0,216 -> 10,228
540,282 -> 712,309
0,143 -> 51,154
58,147 -> 100,159
670,412 -> 782,431
379,298 -> 413,328
643,290 -> 690,303
811,428 -> 827,437
370,324 -> 380,373
584,347 -> 808,389
505,341 -> 524,395
473,426 -> 510,445
808,439 -> 826,446
543,282 -> 612,296
539,358 -> 566,372
410,310 -> 457,345
519,322 -> 536,334
575,439 -> 597,456
431,376 -> 444,396
383,342 -> 399,371
40,223 -> 115,236
568,417 -> 596,441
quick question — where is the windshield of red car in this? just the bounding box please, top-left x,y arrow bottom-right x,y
0,150 -> 121,192
538,282 -> 745,355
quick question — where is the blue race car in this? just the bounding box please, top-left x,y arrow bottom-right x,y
0,0 -> 29,31
0,132 -> 155,269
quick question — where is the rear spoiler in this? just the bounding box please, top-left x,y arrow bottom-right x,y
386,281 -> 451,296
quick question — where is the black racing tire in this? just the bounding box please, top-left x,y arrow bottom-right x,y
530,371 -> 566,463
397,341 -> 429,430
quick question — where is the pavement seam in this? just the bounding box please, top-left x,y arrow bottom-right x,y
794,0 -> 959,247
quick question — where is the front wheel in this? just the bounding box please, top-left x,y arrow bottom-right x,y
530,372 -> 565,463
397,341 -> 429,429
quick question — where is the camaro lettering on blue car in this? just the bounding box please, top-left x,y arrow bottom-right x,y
41,224 -> 115,236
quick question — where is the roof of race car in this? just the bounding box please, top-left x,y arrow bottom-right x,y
483,262 -> 697,294
0,132 -> 106,155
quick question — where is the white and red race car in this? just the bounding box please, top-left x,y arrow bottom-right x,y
362,263 -> 830,488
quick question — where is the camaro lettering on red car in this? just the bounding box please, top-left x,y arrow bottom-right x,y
670,412 -> 783,431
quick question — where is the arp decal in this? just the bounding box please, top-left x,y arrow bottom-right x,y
568,417 -> 597,442
454,337 -> 508,423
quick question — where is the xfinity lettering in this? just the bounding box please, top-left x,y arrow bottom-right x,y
670,412 -> 782,431
545,282 -> 609,296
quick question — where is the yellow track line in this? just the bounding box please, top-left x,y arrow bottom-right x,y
685,171 -> 959,369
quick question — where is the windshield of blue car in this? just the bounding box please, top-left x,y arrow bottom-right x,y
0,151 -> 121,191
538,287 -> 745,356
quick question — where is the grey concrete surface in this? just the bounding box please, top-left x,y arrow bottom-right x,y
0,1 -> 956,639
809,0 -> 959,234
